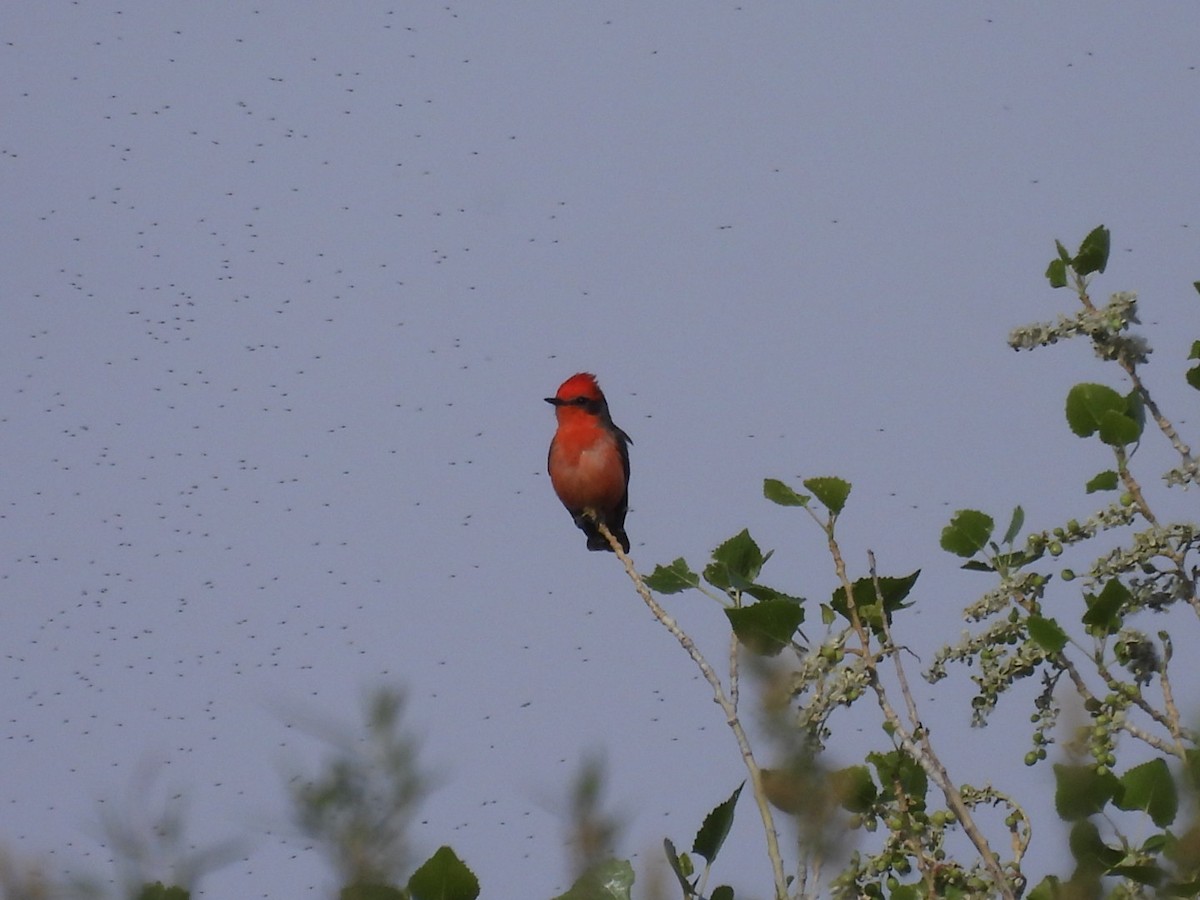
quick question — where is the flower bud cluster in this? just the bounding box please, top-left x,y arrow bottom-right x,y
1007,291 -> 1141,354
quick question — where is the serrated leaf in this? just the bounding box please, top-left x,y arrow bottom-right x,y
1085,470 -> 1119,493
802,476 -> 850,515
940,509 -> 995,558
829,571 -> 919,634
643,559 -> 700,594
1073,225 -> 1110,277
1028,615 -> 1068,654
554,859 -> 635,900
408,846 -> 479,900
1082,579 -> 1129,635
763,478 -> 809,507
1065,383 -> 1126,438
1046,257 -> 1068,289
1055,239 -> 1073,264
1055,764 -> 1119,821
704,530 -> 765,590
741,583 -> 805,606
1115,758 -> 1178,828
693,783 -> 743,863
1001,506 -> 1025,545
1189,340 -> 1200,360
1187,365 -> 1200,392
725,599 -> 805,656
960,559 -> 996,572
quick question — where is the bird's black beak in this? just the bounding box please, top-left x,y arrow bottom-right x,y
544,397 -> 562,406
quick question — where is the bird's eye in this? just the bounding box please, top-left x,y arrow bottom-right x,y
573,397 -> 589,405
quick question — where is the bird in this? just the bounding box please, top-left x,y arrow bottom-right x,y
545,373 -> 632,553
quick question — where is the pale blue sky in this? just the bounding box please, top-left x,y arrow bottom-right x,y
4,4 -> 1199,897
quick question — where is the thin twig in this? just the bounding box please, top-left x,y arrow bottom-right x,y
1156,634 -> 1188,758
828,536 -> 1015,900
595,520 -> 790,900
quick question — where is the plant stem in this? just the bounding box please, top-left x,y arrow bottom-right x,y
826,532 -> 1016,899
596,520 -> 790,900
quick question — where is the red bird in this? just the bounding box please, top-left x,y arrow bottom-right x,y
545,373 -> 632,552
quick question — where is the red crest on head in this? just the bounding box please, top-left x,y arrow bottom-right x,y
555,372 -> 604,402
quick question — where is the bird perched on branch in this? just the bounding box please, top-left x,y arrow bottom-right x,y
545,373 -> 632,553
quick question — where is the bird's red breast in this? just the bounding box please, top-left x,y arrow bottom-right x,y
547,418 -> 628,512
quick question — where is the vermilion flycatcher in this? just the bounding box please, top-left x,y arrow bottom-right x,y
545,373 -> 632,553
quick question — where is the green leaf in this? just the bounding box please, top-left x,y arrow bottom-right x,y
1046,257 -> 1068,289
1065,383 -> 1141,445
940,509 -> 995,557
1065,382 -> 1124,437
993,549 -> 1038,571
1028,615 -> 1068,654
1180,343 -> 1200,388
802,476 -> 850,515
763,478 -> 809,507
725,600 -> 805,656
1001,506 -> 1025,545
1142,833 -> 1170,854
1056,239 -> 1073,264
704,530 -> 766,590
1186,749 -> 1200,792
1085,470 -> 1119,493
1082,579 -> 1129,635
1026,876 -> 1061,900
1097,408 -> 1142,446
1110,864 -> 1165,887
554,859 -> 635,900
1069,819 -> 1124,870
1163,878 -> 1200,896
1054,764 -> 1119,821
741,583 -> 805,606
830,765 -> 877,813
710,887 -> 735,900
829,571 -> 920,634
889,886 -> 920,900
693,783 -> 743,863
1073,225 -> 1110,277
661,840 -> 695,898
868,749 -> 927,803
1115,758 -> 1178,828
643,559 -> 700,594
408,846 -> 480,900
